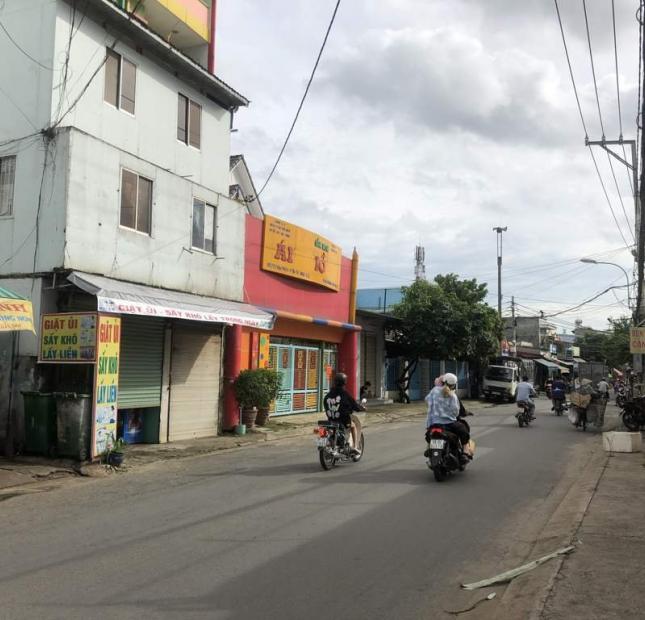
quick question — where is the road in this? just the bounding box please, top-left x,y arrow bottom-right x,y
1,398 -> 601,620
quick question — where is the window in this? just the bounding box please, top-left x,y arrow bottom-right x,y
177,94 -> 201,148
104,49 -> 137,114
120,169 -> 152,234
0,155 -> 16,217
192,198 -> 216,253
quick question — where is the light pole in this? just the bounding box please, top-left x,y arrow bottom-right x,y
493,227 -> 507,318
579,258 -> 632,310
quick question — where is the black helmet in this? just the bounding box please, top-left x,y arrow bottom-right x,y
334,372 -> 348,387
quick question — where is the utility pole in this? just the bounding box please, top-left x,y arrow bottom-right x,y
511,296 -> 517,356
414,246 -> 426,281
493,227 -> 507,318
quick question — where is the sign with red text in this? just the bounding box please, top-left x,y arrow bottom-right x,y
93,315 -> 121,457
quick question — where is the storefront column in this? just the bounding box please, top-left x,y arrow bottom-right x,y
339,330 -> 359,399
223,324 -> 242,431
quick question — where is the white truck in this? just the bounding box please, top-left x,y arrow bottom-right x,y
482,358 -> 523,402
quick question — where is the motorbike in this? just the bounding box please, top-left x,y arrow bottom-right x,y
615,385 -> 627,409
316,418 -> 365,471
425,412 -> 474,482
620,396 -> 645,432
515,400 -> 533,427
553,397 -> 567,416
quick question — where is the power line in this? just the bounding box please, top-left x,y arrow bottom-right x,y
0,19 -> 52,70
587,146 -> 632,248
582,0 -> 605,137
638,2 -> 644,179
255,0 -> 341,198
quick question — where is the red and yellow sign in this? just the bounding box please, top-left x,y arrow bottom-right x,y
261,215 -> 341,291
93,315 -> 121,457
0,292 -> 34,333
630,327 -> 645,354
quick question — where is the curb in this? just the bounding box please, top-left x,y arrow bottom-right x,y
490,439 -> 610,620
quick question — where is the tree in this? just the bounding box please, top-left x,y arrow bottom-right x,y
390,275 -> 502,402
579,317 -> 630,370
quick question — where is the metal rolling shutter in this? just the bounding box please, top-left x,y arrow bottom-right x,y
168,325 -> 221,441
118,316 -> 164,409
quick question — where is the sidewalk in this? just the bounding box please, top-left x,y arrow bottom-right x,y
0,400 -> 427,493
539,447 -> 645,619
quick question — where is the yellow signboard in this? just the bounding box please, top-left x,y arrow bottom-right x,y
261,214 -> 342,291
39,313 -> 98,363
0,298 -> 34,332
93,315 -> 121,456
630,327 -> 645,354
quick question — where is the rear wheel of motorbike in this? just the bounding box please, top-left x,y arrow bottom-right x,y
319,448 -> 335,470
433,467 -> 448,482
351,433 -> 365,462
518,417 -> 524,428
622,409 -> 640,432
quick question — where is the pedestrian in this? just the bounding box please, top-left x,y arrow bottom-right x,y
597,377 -> 610,400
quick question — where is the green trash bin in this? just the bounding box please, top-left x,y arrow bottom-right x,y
54,393 -> 92,461
21,392 -> 57,457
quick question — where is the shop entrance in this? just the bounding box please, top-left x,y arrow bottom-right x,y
268,341 -> 338,416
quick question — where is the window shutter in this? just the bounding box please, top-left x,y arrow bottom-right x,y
120,169 -> 137,229
120,58 -> 136,114
177,94 -> 188,142
189,101 -> 201,148
104,50 -> 120,107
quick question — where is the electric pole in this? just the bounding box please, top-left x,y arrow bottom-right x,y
511,296 -> 517,355
414,246 -> 426,281
493,226 -> 507,318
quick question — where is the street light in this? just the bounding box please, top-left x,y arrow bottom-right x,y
579,258 -> 632,309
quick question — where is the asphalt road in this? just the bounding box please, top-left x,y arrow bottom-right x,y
1,399 -> 600,620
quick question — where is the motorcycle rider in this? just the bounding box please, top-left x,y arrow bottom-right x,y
551,376 -> 567,412
424,373 -> 470,453
516,376 -> 537,419
324,372 -> 364,455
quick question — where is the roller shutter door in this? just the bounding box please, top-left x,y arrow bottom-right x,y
168,325 -> 221,441
118,316 -> 164,409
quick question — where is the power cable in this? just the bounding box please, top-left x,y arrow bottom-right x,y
255,0 -> 341,198
612,0 -> 634,196
555,0 -> 632,249
638,2 -> 644,179
542,283 -> 630,318
0,19 -> 52,70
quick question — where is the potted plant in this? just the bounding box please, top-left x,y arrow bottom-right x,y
255,369 -> 282,426
106,437 -> 126,467
234,369 -> 261,429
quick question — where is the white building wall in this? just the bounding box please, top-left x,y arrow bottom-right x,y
52,4 -> 232,195
64,129 -> 245,299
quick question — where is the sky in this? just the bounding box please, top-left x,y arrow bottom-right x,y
215,0 -> 641,332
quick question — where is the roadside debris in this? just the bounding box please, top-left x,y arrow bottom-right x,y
445,592 -> 497,615
460,545 -> 575,590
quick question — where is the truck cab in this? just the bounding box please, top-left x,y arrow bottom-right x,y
483,365 -> 519,402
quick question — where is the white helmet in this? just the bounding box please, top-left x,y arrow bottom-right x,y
443,373 -> 458,388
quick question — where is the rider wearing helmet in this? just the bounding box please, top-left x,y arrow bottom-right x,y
324,372 -> 365,455
425,373 -> 470,447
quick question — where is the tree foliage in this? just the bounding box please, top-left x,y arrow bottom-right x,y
578,317 -> 630,370
389,275 -> 502,400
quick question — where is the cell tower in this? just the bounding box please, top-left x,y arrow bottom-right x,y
414,246 -> 426,281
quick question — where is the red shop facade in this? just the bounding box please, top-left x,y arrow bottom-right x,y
222,214 -> 360,430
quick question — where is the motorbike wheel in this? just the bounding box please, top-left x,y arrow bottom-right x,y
433,467 -> 448,482
518,416 -> 525,428
622,409 -> 641,432
319,448 -> 336,471
351,433 -> 365,462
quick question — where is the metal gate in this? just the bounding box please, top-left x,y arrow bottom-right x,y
269,343 -> 321,415
118,316 -> 164,409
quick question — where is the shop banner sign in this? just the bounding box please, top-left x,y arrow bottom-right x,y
93,315 -> 121,456
39,313 -> 98,363
630,327 -> 645,354
0,299 -> 34,332
261,214 -> 342,291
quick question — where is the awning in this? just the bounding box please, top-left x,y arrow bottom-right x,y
0,285 -> 35,333
68,272 -> 275,330
573,357 -> 587,364
535,359 -> 561,370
